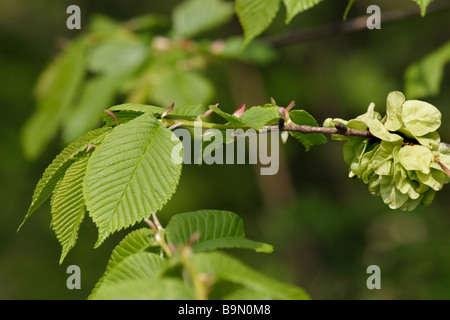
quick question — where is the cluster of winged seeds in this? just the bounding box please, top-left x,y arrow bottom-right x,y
324,91 -> 450,211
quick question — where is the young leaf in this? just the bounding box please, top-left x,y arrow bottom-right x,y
91,228 -> 157,296
289,110 -> 327,151
172,0 -> 234,39
84,114 -> 183,246
404,41 -> 450,99
209,104 -> 248,126
21,39 -> 86,160
51,155 -> 90,264
168,104 -> 208,120
283,0 -> 326,23
106,103 -> 208,122
193,252 -> 310,300
236,0 -> 281,46
90,252 -> 168,299
411,0 -> 434,16
19,127 -> 111,231
107,228 -> 156,270
108,103 -> 166,115
90,278 -> 194,300
165,210 -> 273,253
103,104 -> 165,125
151,71 -> 214,108
240,105 -> 281,130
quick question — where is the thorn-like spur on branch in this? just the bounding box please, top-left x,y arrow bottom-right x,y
265,123 -> 375,139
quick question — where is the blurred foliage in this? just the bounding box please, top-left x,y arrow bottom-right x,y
1,0 -> 450,299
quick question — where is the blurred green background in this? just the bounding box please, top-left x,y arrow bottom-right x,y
1,0 -> 450,299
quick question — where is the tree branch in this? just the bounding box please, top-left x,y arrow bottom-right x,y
265,1 -> 450,48
163,118 -> 450,147
265,122 -> 375,138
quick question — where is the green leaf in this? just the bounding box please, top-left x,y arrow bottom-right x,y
236,0 -> 281,46
343,137 -> 367,167
411,0 -> 434,16
51,155 -> 90,264
62,75 -> 123,143
240,105 -> 280,130
384,91 -> 405,132
90,252 -> 166,298
19,127 -> 111,231
106,228 -> 156,270
343,0 -> 356,20
151,71 -> 214,107
103,103 -> 165,125
169,104 -> 208,120
87,40 -> 148,75
165,210 -> 273,253
283,0 -> 325,23
21,39 -> 86,160
108,103 -> 166,114
173,0 -> 234,38
84,114 -> 183,246
209,105 -> 248,127
288,110 -> 327,151
404,41 -> 450,98
90,228 -> 157,296
106,103 -> 207,122
401,100 -> 441,136
90,278 -> 194,300
194,252 -> 310,300
398,145 -> 432,174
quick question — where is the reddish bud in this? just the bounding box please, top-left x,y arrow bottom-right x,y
86,144 -> 95,152
144,218 -> 158,233
168,122 -> 183,131
152,36 -> 171,51
270,97 -> 277,106
168,243 -> 178,253
200,108 -> 214,118
279,107 -> 288,120
232,104 -> 246,118
210,40 -> 225,54
187,231 -> 201,247
161,103 -> 175,118
286,100 -> 295,111
435,154 -> 450,177
104,110 -> 118,125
